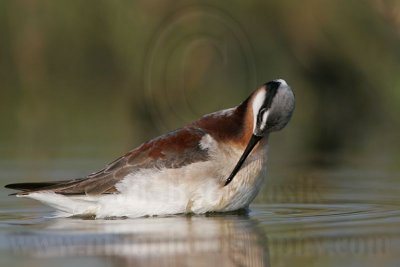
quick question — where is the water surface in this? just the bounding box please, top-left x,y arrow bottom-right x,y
1,158 -> 399,267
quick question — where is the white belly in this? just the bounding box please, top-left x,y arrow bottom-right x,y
23,140 -> 268,218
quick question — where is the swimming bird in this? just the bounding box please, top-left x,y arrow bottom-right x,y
5,79 -> 295,218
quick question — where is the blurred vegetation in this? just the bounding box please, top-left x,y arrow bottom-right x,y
0,0 -> 399,173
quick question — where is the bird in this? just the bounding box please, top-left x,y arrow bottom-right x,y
5,79 -> 295,218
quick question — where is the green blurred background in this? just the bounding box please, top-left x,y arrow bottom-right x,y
1,0 -> 399,182
2,2 -> 400,266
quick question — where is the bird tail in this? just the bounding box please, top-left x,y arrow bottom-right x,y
4,180 -> 83,196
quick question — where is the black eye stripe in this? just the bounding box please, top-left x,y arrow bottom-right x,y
266,88 -> 278,109
264,81 -> 280,110
255,81 -> 280,129
257,108 -> 266,123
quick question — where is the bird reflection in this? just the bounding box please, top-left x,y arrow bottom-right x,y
8,214 -> 269,267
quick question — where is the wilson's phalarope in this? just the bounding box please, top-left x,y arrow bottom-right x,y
6,79 -> 295,218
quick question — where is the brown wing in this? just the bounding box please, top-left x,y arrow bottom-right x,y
6,127 -> 210,196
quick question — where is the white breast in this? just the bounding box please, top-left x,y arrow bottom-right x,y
218,154 -> 267,212
23,135 -> 268,218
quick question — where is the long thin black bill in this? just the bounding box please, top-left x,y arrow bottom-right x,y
224,134 -> 263,186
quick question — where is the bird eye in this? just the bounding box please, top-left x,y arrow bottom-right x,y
259,108 -> 268,120
257,108 -> 268,126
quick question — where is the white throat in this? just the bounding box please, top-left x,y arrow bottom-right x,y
251,90 -> 266,132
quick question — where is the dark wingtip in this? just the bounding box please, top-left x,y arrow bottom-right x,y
4,182 -> 59,192
5,183 -> 19,190
5,184 -> 21,196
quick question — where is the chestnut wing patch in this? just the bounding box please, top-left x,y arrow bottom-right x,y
10,127 -> 210,196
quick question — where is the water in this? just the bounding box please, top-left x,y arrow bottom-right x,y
1,1 -> 400,265
1,158 -> 400,267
